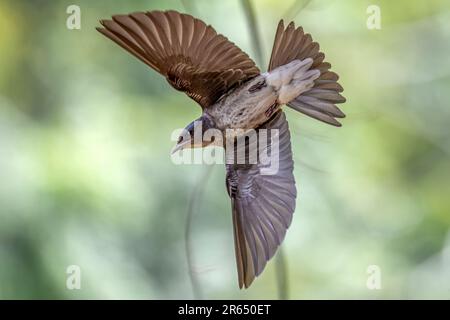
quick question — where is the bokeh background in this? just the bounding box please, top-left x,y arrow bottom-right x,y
0,0 -> 449,299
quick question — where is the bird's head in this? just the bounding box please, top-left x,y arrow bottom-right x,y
171,114 -> 220,154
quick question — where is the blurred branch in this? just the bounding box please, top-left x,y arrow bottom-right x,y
275,249 -> 289,299
180,0 -> 205,301
185,165 -> 214,300
295,157 -> 329,174
180,0 -> 198,16
240,0 -> 264,68
282,0 -> 313,21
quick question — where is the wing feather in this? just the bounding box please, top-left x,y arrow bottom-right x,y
97,10 -> 260,109
226,111 -> 296,288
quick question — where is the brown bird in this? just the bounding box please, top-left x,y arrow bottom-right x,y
97,10 -> 345,289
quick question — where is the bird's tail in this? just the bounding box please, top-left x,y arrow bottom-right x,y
267,20 -> 346,126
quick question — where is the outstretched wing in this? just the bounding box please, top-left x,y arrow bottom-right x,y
97,10 -> 260,109
226,111 -> 296,288
269,20 -> 346,126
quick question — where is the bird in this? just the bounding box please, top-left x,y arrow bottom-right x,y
97,10 -> 345,289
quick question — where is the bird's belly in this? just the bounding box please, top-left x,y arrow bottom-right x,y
209,80 -> 278,131
227,102 -> 279,130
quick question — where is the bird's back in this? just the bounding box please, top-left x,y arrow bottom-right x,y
206,74 -> 277,131
207,58 -> 321,132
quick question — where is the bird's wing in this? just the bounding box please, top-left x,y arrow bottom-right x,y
268,20 -> 346,126
225,111 -> 296,288
97,10 -> 260,109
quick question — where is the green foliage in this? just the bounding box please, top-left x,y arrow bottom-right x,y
0,0 -> 449,299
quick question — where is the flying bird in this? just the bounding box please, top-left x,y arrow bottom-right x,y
97,10 -> 345,289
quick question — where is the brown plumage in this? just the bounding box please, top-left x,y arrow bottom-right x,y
269,20 -> 346,126
226,111 -> 295,288
97,10 -> 345,289
97,11 -> 259,109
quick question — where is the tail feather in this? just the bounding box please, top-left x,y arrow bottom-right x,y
268,20 -> 346,126
265,59 -> 320,105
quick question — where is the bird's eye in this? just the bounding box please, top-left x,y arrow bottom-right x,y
177,136 -> 183,144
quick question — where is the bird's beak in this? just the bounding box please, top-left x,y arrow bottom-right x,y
171,140 -> 191,155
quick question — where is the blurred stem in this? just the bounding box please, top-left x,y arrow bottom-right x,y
185,165 -> 214,300
180,0 -> 198,16
282,0 -> 313,21
275,248 -> 289,299
240,0 -> 264,68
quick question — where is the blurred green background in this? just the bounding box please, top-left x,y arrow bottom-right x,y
0,0 -> 449,299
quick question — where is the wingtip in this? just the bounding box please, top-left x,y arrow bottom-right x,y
98,19 -> 109,27
111,14 -> 129,24
331,91 -> 346,104
331,118 -> 343,127
244,281 -> 253,289
334,105 -> 346,118
239,279 -> 253,290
